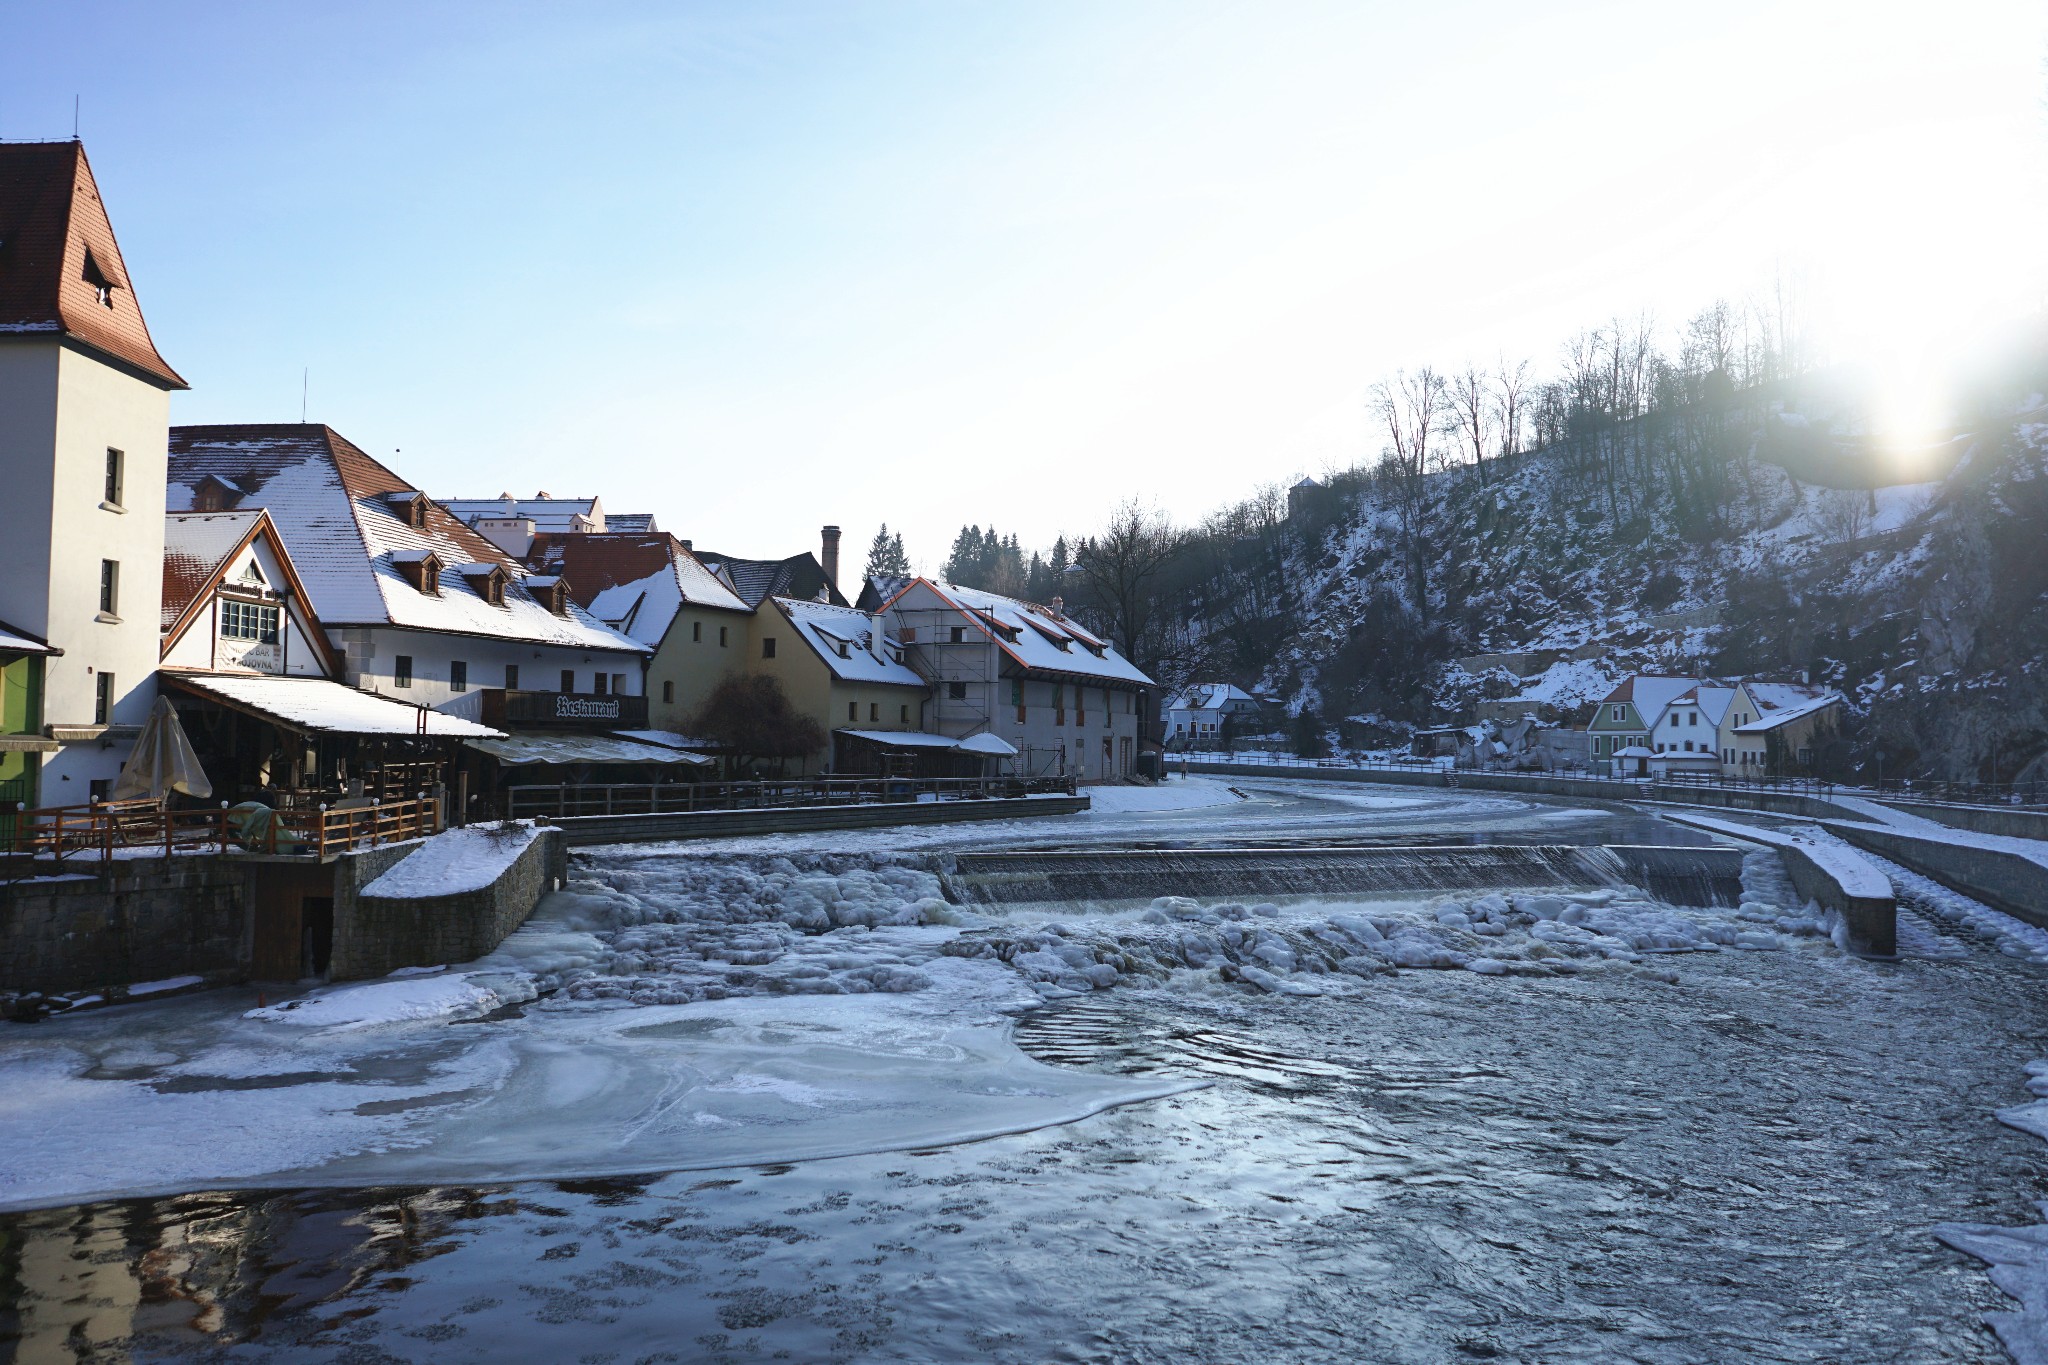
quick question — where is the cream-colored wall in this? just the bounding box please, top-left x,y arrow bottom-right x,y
1719,685 -> 1769,775
161,539 -> 330,677
643,606 -> 753,733
750,604 -> 926,772
0,340 -> 173,796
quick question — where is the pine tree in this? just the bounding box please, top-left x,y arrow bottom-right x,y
863,523 -> 911,580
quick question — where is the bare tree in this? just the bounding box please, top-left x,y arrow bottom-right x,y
1814,487 -> 1876,544
1070,499 -> 1183,670
1449,364 -> 1493,488
1491,355 -> 1531,464
1368,367 -> 1447,623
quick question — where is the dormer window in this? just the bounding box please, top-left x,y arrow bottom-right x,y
191,474 -> 243,513
391,549 -> 443,595
387,492 -> 431,529
81,248 -> 116,309
459,564 -> 509,607
523,575 -> 570,616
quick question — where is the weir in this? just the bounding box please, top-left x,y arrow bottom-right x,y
944,844 -> 1744,908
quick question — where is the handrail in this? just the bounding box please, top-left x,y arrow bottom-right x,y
5,793 -> 442,862
502,775 -> 1077,821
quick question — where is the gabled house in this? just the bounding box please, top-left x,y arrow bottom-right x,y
1585,675 -> 1705,776
1645,683 -> 1735,778
166,425 -> 650,718
1722,681 -> 1842,776
153,508 -> 501,804
0,141 -> 187,805
1165,682 -> 1264,747
527,531 -> 754,732
754,596 -> 931,774
874,578 -> 1153,782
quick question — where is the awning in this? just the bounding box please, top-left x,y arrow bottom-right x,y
163,672 -> 504,738
837,729 -> 1019,757
612,729 -> 718,750
465,732 -> 713,767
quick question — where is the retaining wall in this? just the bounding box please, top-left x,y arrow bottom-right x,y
1187,761 -> 1847,819
0,856 -> 249,997
1824,820 -> 2048,929
550,794 -> 1090,848
1878,800 -> 2048,843
329,827 -> 568,981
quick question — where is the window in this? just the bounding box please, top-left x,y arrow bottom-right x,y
595,673 -> 610,695
393,655 -> 413,688
950,626 -> 966,643
663,680 -> 675,703
103,448 -> 123,507
1052,684 -> 1064,725
1669,714 -> 1679,727
612,673 -> 626,693
450,660 -> 468,693
220,600 -> 280,642
82,249 -> 115,308
869,702 -> 879,721
900,704 -> 910,723
506,664 -> 520,689
947,681 -> 966,701
1688,712 -> 1698,726
693,621 -> 702,643
1104,689 -> 1111,727
98,559 -> 119,617
94,672 -> 114,725
88,778 -> 112,804
719,626 -> 729,647
848,701 -> 858,721
762,637 -> 777,659
560,669 -> 575,692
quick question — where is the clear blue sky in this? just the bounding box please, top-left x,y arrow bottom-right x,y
6,2 -> 2043,570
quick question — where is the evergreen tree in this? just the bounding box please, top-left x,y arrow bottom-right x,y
863,523 -> 910,580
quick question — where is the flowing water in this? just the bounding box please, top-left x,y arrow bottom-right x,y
2,780 -> 2044,1362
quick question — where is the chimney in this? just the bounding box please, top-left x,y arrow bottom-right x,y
821,525 -> 841,595
679,538 -> 692,551
1050,595 -> 1064,617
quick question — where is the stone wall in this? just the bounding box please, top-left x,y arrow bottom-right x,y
550,794 -> 1089,848
1825,821 -> 2048,929
1878,800 -> 2048,843
329,826 -> 567,981
0,856 -> 249,996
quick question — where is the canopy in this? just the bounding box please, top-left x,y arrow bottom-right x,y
953,732 -> 1019,756
465,733 -> 713,767
163,673 -> 503,738
836,729 -> 1019,758
112,696 -> 213,800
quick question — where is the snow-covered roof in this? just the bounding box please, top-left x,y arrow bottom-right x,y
582,540 -> 752,645
166,426 -> 646,655
1168,683 -> 1258,712
1745,681 -> 1830,714
884,579 -> 1154,687
1612,745 -> 1655,757
837,729 -> 1020,756
611,729 -> 715,750
0,619 -> 57,655
164,672 -> 503,737
1666,684 -> 1737,729
465,733 -> 711,766
441,494 -> 606,534
776,597 -> 926,686
161,511 -> 267,629
1734,691 -> 1841,733
1599,675 -> 1704,724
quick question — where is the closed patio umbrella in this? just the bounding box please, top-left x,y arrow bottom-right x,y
112,696 -> 214,801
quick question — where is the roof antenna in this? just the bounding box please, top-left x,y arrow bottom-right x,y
300,368 -> 308,424
72,96 -> 79,141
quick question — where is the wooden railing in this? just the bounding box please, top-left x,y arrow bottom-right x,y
5,794 -> 442,864
505,775 -> 1077,821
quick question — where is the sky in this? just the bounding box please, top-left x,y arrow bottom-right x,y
5,1 -> 2045,573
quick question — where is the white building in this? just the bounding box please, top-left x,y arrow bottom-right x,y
439,493 -> 661,559
1644,683 -> 1735,778
0,141 -> 188,804
166,425 -> 649,716
873,578 -> 1153,782
1165,682 -> 1264,747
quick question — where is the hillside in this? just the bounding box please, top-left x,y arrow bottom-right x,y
1170,362 -> 2048,784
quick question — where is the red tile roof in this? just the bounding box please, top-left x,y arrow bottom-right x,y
0,142 -> 185,388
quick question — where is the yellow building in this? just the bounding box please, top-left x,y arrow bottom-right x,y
752,595 -> 932,774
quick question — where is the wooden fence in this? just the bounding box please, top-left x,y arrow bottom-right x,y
5,794 -> 442,864
506,775 -> 1076,820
